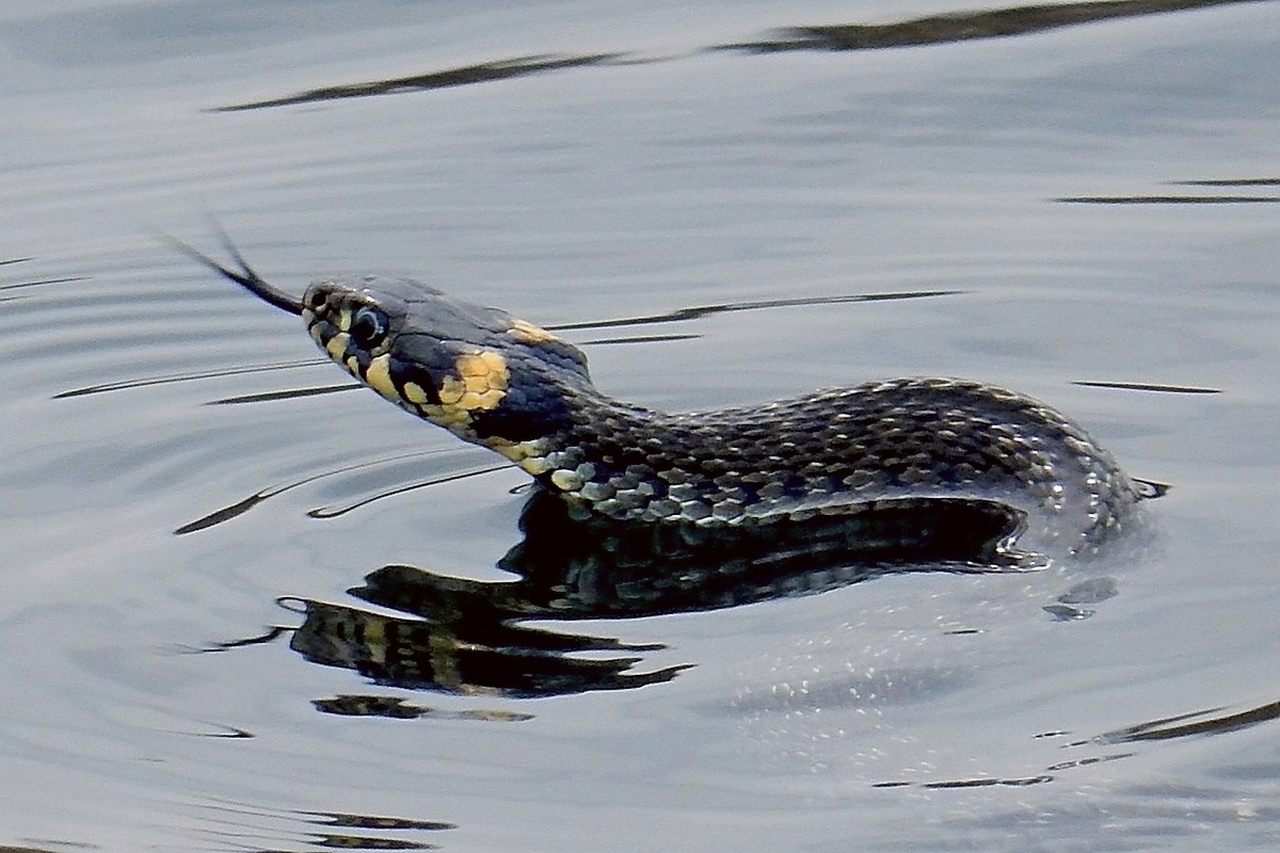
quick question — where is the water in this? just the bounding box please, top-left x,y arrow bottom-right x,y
3,0 -> 1280,849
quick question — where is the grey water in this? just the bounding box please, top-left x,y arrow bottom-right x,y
3,0 -> 1280,850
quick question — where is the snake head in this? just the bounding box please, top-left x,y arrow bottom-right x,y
302,276 -> 594,459
177,234 -> 597,463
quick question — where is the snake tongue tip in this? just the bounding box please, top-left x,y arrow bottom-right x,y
162,230 -> 304,316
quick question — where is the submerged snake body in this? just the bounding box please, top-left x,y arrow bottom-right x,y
187,247 -> 1147,554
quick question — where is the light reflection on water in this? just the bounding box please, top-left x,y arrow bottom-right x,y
2,0 -> 1280,850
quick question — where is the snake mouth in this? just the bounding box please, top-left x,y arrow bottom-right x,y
166,233 -> 304,316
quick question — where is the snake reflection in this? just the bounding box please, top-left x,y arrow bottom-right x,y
282,490 -> 1033,702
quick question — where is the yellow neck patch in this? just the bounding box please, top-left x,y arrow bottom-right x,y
437,350 -> 509,412
349,347 -> 511,442
362,354 -> 398,401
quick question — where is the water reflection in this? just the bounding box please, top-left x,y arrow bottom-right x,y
730,0 -> 1264,52
541,290 -> 962,332
197,802 -> 455,853
1040,576 -> 1119,620
212,53 -> 625,111
311,695 -> 534,722
867,697 -> 1280,789
1056,175 -> 1280,204
212,0 -> 1270,111
0,257 -> 86,305
278,490 -> 1032,701
1057,194 -> 1280,203
1096,698 -> 1280,743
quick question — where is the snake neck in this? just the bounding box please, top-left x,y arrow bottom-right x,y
490,377 -> 1142,551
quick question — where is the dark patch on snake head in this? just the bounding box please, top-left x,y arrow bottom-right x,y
468,380 -> 578,442
386,355 -> 441,406
509,331 -> 591,381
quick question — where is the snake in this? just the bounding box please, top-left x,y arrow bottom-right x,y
181,239 -> 1156,555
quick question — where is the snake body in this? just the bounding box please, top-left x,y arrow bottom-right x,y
186,245 -> 1150,554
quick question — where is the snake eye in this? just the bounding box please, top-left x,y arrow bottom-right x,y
349,305 -> 389,349
306,290 -> 328,311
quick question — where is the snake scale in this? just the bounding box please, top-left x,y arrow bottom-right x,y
182,240 -> 1155,555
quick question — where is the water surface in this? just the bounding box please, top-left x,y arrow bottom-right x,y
3,0 -> 1280,849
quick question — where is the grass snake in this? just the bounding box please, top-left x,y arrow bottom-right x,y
181,240 -> 1159,557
